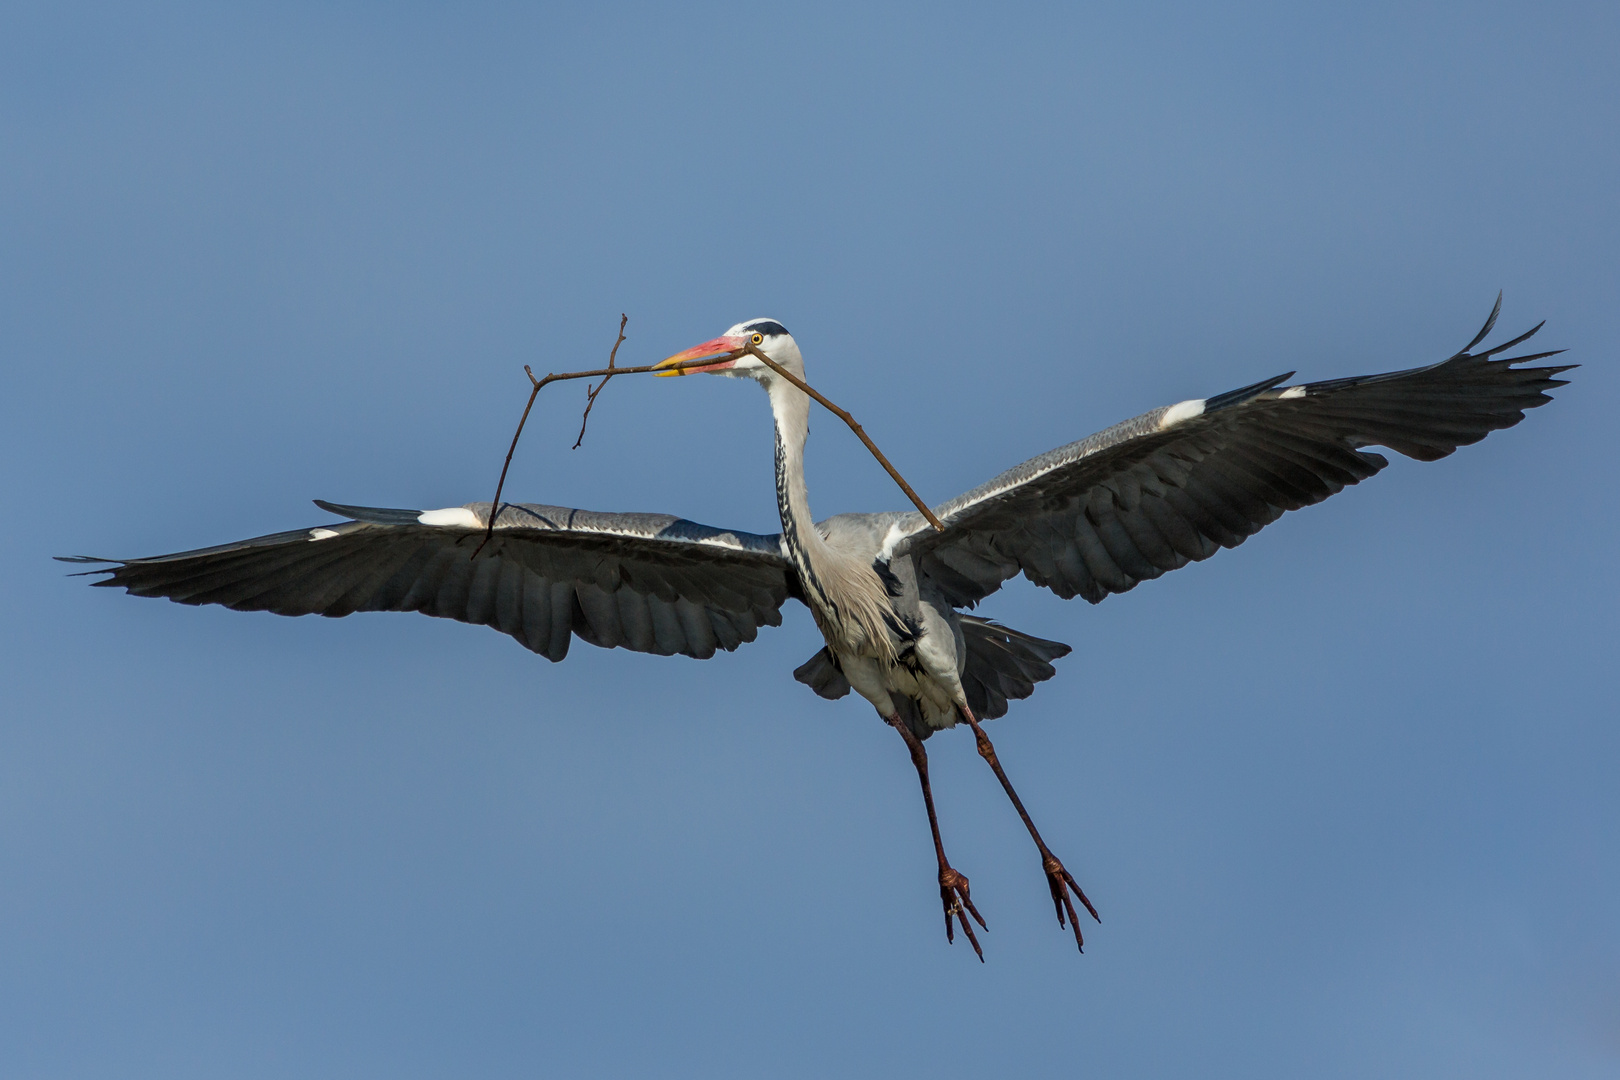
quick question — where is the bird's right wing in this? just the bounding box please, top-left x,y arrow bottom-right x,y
900,300 -> 1572,608
61,501 -> 795,661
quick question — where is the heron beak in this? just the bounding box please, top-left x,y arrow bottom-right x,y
654,335 -> 746,377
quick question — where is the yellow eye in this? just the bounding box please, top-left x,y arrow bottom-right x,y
751,333 -> 764,345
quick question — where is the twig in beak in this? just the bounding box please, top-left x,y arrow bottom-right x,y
472,322 -> 946,560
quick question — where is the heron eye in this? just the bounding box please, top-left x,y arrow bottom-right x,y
750,333 -> 764,345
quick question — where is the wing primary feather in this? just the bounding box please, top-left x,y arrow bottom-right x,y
1478,320 -> 1545,358
1206,372 -> 1296,412
1460,292 -> 1504,353
312,500 -> 423,525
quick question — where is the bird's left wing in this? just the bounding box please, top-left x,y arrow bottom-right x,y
62,501 -> 795,661
899,302 -> 1572,608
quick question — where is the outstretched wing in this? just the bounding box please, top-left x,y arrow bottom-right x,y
62,501 -> 796,661
902,299 -> 1573,608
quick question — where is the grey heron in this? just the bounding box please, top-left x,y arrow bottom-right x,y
63,298 -> 1570,959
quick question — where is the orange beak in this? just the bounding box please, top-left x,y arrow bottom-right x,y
653,335 -> 747,376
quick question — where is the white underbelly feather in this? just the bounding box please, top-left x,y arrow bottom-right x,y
836,640 -> 962,729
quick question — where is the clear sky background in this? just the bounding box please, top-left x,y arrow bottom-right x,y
2,3 -> 1616,1077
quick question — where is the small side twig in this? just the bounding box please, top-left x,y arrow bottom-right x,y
573,313 -> 628,449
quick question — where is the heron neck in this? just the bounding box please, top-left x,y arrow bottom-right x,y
767,376 -> 832,594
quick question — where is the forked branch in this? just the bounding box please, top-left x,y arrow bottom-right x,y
472,322 -> 945,559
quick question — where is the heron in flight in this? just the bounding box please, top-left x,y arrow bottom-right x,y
64,298 -> 1569,959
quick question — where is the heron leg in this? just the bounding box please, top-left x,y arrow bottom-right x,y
959,704 -> 1100,951
887,714 -> 987,961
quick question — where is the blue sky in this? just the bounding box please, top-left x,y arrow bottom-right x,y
2,2 -> 1616,1076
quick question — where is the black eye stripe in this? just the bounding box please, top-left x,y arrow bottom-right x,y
741,320 -> 789,338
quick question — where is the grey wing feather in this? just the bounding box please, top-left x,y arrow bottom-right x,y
792,647 -> 851,700
902,303 -> 1572,608
958,617 -> 1071,720
62,501 -> 795,662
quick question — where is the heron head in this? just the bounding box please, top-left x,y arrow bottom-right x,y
654,319 -> 802,382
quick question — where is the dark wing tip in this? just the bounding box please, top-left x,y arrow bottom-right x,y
1207,371 -> 1296,412
312,500 -> 422,525
1504,349 -> 1566,364
1480,319 -> 1545,359
1461,291 -> 1505,353
56,555 -> 122,578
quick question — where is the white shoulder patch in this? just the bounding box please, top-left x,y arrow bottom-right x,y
1159,398 -> 1206,429
1278,385 -> 1306,400
307,528 -> 340,541
878,521 -> 908,561
418,506 -> 481,528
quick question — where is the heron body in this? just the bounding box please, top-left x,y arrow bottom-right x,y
667,322 -> 1013,740
64,300 -> 1571,958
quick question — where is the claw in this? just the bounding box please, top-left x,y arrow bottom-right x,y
940,865 -> 987,961
1042,854 -> 1099,951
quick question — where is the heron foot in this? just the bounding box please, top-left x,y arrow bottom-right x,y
939,864 -> 987,961
1042,851 -> 1100,951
